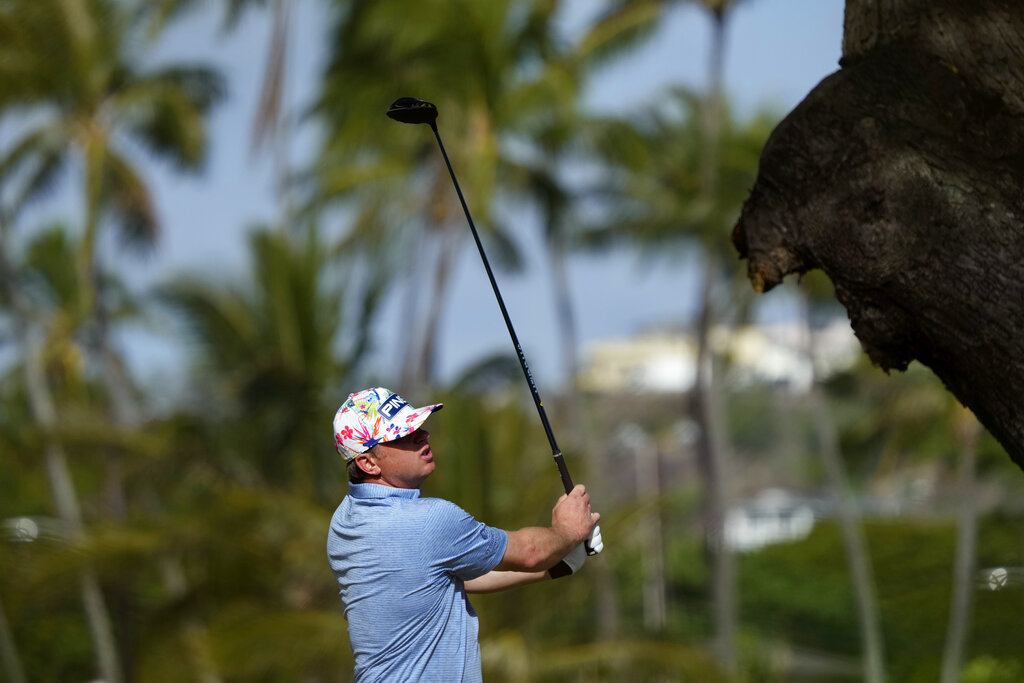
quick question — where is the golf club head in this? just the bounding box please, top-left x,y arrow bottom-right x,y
386,97 -> 438,125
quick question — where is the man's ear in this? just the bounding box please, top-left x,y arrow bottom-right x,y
354,451 -> 381,477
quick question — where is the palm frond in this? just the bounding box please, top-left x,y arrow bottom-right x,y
101,151 -> 159,251
575,0 -> 663,67
483,214 -> 527,273
114,66 -> 226,171
2,132 -> 69,220
159,279 -> 261,373
0,122 -> 67,187
250,0 -> 290,155
23,224 -> 80,310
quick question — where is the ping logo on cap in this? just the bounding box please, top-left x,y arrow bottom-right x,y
379,393 -> 408,419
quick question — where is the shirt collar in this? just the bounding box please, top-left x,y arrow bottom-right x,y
348,482 -> 421,499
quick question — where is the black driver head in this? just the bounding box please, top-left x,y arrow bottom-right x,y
386,97 -> 438,125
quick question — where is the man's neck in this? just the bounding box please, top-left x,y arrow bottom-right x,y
359,476 -> 420,490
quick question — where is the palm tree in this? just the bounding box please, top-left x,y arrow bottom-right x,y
584,85 -> 772,668
0,0 -> 224,318
0,218 -> 122,681
310,0 -> 582,391
160,225 -> 379,501
1,2 -> 223,679
0,590 -> 26,683
0,0 -> 224,470
499,90 -> 587,425
582,0 -> 755,668
136,0 -> 297,200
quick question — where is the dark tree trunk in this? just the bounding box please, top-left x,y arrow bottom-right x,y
731,0 -> 1024,470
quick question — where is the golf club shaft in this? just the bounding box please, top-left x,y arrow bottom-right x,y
428,123 -> 575,496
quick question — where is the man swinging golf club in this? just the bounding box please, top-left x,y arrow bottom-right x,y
327,387 -> 602,682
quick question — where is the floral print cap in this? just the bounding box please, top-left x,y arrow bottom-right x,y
333,387 -> 443,461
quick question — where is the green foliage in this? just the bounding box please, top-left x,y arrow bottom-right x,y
963,657 -> 1024,683
0,0 -> 225,245
582,87 -> 777,264
727,386 -> 784,454
2,1 -> 1024,682
739,517 -> 1024,682
159,226 -> 369,502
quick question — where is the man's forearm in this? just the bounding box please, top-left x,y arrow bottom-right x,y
463,569 -> 549,594
495,526 -> 576,572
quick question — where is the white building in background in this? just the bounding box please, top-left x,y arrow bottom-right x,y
724,489 -> 818,552
577,319 -> 860,394
577,332 -> 698,394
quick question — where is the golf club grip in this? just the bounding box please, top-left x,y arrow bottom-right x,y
554,451 -> 599,556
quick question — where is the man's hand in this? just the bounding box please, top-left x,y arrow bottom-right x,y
547,485 -> 601,578
497,484 -> 602,574
552,484 -> 600,546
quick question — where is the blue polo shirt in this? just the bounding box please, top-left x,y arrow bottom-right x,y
327,483 -> 509,682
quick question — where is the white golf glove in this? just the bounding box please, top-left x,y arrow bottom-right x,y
586,524 -> 604,555
549,520 -> 603,579
549,542 -> 587,579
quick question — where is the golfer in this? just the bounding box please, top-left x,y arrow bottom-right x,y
327,387 -> 601,682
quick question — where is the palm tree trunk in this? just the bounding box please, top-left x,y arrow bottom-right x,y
93,269 -> 225,681
156,542 -> 224,683
803,295 -> 886,683
700,7 -> 725,193
0,230 -> 124,683
634,435 -> 667,632
695,7 -> 737,668
547,229 -> 580,415
693,262 -> 736,670
92,280 -> 142,677
0,590 -> 27,683
397,227 -> 428,391
547,220 -> 624,639
95,298 -> 133,519
76,136 -> 105,318
940,409 -> 980,683
251,0 -> 293,199
409,224 -> 459,389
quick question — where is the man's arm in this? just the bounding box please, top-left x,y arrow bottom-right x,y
464,569 -> 549,594
465,540 -> 590,593
477,485 -> 599,581
492,525 -> 578,572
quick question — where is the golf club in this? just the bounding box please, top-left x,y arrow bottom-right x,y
387,96 -> 602,558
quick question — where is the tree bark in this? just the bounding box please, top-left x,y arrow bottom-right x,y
731,0 -> 1024,470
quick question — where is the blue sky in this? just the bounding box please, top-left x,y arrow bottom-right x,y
33,0 -> 846,392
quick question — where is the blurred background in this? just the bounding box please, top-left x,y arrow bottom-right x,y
2,1 -> 1023,681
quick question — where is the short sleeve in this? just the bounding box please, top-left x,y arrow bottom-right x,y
418,499 -> 508,581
